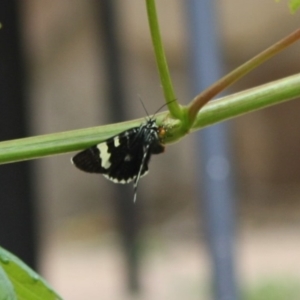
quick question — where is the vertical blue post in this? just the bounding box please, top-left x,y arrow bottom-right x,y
186,1 -> 238,299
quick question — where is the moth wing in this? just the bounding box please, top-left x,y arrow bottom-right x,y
71,130 -> 151,183
105,135 -> 150,183
71,144 -> 106,174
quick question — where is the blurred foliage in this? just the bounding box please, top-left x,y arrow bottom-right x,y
275,0 -> 300,13
244,277 -> 300,300
289,0 -> 300,12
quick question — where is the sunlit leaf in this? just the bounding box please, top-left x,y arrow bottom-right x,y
0,247 -> 63,300
289,0 -> 300,13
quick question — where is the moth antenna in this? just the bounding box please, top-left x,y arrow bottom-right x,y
138,95 -> 150,120
151,99 -> 177,121
138,97 -> 177,123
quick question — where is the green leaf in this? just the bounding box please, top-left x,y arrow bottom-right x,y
275,0 -> 300,12
0,266 -> 17,300
0,247 -> 63,300
289,0 -> 300,13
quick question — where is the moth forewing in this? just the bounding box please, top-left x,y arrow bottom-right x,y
72,118 -> 166,202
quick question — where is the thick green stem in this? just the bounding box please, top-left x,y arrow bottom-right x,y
192,73 -> 300,131
1,73 -> 299,164
0,120 -> 141,164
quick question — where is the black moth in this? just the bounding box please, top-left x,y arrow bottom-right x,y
72,118 -> 165,202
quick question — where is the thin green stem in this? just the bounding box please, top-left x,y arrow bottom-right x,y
145,0 -> 182,118
188,28 -> 300,125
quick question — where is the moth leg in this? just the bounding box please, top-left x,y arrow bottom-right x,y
133,145 -> 150,202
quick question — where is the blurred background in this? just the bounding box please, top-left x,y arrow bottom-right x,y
1,0 -> 300,299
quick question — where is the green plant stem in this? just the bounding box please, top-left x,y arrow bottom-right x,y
0,73 -> 300,164
188,28 -> 300,125
192,72 -> 300,130
0,119 -> 141,164
145,0 -> 182,118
